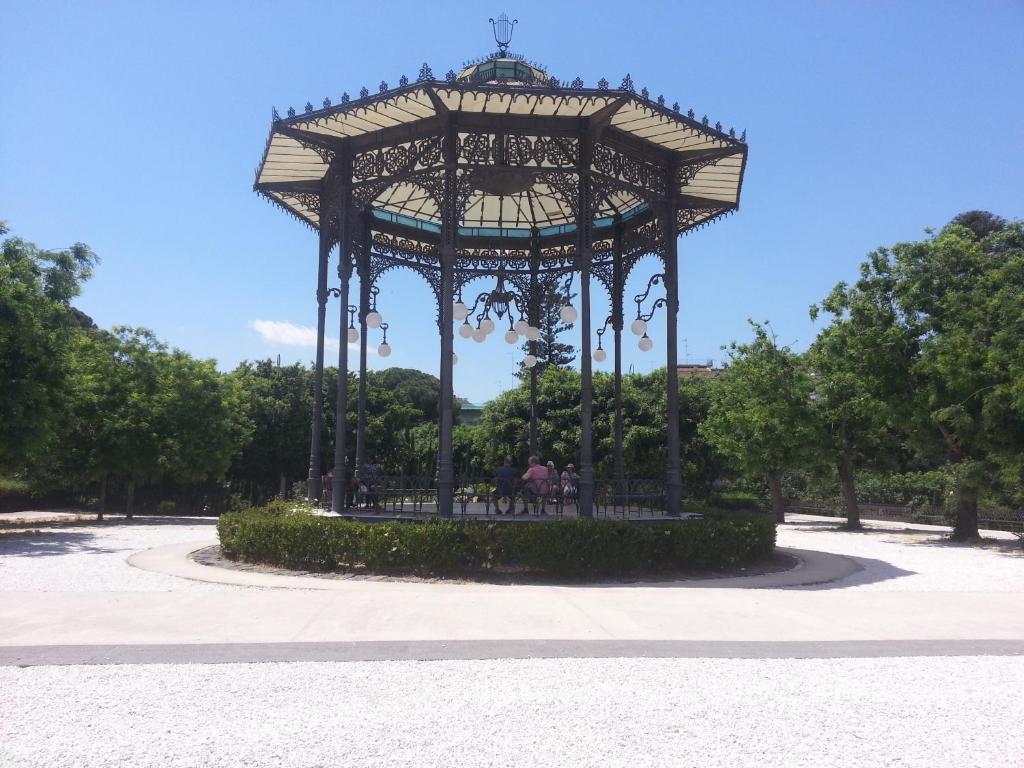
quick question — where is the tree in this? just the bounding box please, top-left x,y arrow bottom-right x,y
468,366 -> 723,492
889,215 -> 1024,539
58,327 -> 250,516
518,284 -> 575,378
808,254 -> 917,529
948,210 -> 1007,241
701,323 -> 821,521
229,360 -> 314,501
0,224 -> 97,471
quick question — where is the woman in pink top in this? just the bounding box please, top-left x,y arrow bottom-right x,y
521,456 -> 549,485
520,456 -> 551,514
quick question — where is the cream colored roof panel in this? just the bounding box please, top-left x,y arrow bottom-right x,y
291,89 -> 439,138
257,134 -> 328,185
610,99 -> 738,152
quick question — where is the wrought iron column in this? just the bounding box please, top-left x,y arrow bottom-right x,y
355,216 -> 370,475
331,202 -> 353,513
436,121 -> 457,518
577,136 -> 595,518
528,234 -> 540,457
612,223 -> 625,483
306,202 -> 332,503
664,161 -> 683,516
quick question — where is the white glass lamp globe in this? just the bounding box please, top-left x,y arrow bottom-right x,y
523,354 -> 538,368
514,318 -> 529,335
638,335 -> 654,352
377,342 -> 391,357
458,322 -> 474,339
347,327 -> 359,344
504,329 -> 519,344
593,348 -> 607,362
453,302 -> 469,322
366,310 -> 383,329
630,318 -> 647,336
559,304 -> 578,324
526,326 -> 541,341
472,328 -> 486,343
480,317 -> 496,335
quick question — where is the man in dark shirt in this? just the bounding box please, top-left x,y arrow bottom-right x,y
493,455 -> 518,514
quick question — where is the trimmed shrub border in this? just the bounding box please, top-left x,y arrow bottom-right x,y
218,509 -> 776,579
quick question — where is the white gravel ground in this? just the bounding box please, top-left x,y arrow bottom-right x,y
0,520 -> 226,593
776,520 -> 1024,592
2,656 -> 1022,768
0,514 -> 1019,594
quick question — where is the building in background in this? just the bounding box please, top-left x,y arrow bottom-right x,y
677,361 -> 723,379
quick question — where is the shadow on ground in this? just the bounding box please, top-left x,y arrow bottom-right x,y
788,554 -> 916,591
0,530 -> 122,557
903,536 -> 1024,556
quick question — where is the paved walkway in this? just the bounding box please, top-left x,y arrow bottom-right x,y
1,513 -> 1021,656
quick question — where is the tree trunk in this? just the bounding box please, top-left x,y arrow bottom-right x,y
767,470 -> 786,523
279,473 -> 286,500
952,485 -> 980,542
97,474 -> 107,522
125,480 -> 135,520
837,452 -> 861,529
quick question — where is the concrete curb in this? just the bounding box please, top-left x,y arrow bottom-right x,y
4,638 -> 1024,667
128,540 -> 863,591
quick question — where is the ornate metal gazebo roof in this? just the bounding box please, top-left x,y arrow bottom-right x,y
253,48 -> 747,275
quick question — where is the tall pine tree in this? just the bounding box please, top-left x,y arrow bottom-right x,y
517,285 -> 576,378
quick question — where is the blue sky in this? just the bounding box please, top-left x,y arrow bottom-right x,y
3,1 -> 1022,404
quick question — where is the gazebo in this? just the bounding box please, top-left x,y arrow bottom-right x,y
253,17 -> 747,518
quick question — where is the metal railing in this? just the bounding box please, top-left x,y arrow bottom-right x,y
594,479 -> 666,518
332,475 -> 674,519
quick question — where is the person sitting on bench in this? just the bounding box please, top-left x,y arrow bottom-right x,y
521,456 -> 550,514
560,463 -> 579,502
493,455 -> 518,515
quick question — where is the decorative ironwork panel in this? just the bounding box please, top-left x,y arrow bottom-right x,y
676,206 -> 734,233
457,134 -> 578,168
371,231 -> 440,263
592,143 -> 666,199
538,243 -> 577,270
352,136 -> 444,182
455,248 -> 531,272
292,192 -> 321,217
677,155 -> 727,189
623,218 -> 661,253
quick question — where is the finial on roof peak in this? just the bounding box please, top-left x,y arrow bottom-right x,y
489,13 -> 518,55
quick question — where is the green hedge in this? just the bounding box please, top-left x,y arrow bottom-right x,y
217,509 -> 776,578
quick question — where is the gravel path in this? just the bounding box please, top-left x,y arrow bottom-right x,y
1,514 -> 1019,594
0,519 -> 227,593
2,656 -> 1021,768
777,520 -> 1023,592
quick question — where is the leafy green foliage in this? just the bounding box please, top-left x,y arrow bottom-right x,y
467,366 -> 724,490
807,248 -> 918,527
701,322 -> 820,519
0,226 -> 97,469
218,507 -> 776,577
